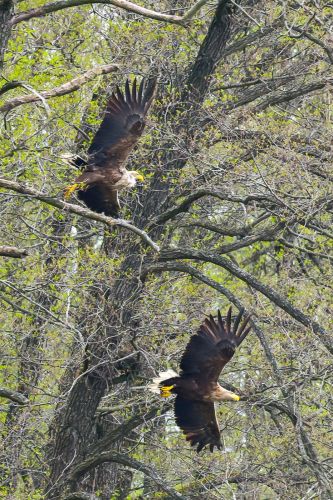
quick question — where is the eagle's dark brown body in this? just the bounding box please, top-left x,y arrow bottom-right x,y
67,78 -> 157,216
151,308 -> 251,452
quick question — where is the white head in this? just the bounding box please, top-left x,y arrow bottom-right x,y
128,171 -> 144,184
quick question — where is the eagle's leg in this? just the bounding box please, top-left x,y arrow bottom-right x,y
160,385 -> 175,398
64,181 -> 87,200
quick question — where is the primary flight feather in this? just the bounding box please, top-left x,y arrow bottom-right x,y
65,77 -> 157,217
150,307 -> 251,452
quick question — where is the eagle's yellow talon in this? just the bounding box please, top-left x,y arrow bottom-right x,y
64,182 -> 86,200
160,384 -> 174,398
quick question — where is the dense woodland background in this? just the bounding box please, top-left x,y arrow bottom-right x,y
0,0 -> 332,498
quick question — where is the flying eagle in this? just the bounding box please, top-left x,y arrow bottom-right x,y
65,77 -> 157,217
150,307 -> 251,452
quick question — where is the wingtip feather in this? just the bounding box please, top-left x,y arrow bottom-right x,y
226,306 -> 232,334
125,79 -> 131,103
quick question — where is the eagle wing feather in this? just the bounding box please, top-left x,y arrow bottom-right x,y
87,77 -> 157,169
174,397 -> 222,452
180,307 -> 251,382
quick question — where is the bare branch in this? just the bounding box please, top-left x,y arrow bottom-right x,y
154,189 -> 274,225
0,177 -> 160,251
0,387 -> 29,405
0,64 -> 119,114
10,0 -> 211,27
292,26 -> 333,64
216,222 -> 285,254
253,78 -> 330,112
221,17 -> 283,58
180,213 -> 271,237
278,237 -> 333,263
0,245 -> 28,258
182,0 -> 210,21
0,80 -> 22,96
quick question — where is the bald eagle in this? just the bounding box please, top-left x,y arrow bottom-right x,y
150,307 -> 251,452
65,77 -> 157,217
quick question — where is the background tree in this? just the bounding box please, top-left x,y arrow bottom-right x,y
0,0 -> 332,498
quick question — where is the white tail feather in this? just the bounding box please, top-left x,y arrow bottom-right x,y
148,369 -> 179,394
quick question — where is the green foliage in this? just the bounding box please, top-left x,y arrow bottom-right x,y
0,0 -> 332,498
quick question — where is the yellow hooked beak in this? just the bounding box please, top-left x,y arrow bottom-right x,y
133,171 -> 145,182
230,394 -> 240,401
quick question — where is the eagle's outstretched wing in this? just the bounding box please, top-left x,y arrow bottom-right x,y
87,77 -> 157,169
174,397 -> 222,452
180,308 -> 251,382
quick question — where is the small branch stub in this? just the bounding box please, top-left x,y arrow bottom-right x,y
0,245 -> 28,258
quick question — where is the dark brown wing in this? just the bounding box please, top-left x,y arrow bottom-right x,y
87,77 -> 157,169
180,307 -> 251,382
174,397 -> 221,452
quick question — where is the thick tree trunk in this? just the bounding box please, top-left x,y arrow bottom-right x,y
0,0 -> 13,69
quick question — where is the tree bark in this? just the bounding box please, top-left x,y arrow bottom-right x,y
0,0 -> 13,69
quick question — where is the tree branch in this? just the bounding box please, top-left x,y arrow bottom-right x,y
215,222 -> 285,254
180,213 -> 271,237
221,17 -> 284,58
0,178 -> 160,251
0,245 -> 28,258
69,451 -> 186,500
10,0 -> 210,27
292,26 -> 333,65
0,387 -> 29,404
154,189 -> 274,225
87,405 -> 167,456
253,78 -> 331,112
157,248 -> 333,353
0,64 -> 119,113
